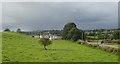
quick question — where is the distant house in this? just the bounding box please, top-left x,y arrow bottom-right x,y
40,34 -> 50,38
49,34 -> 62,40
39,34 -> 62,40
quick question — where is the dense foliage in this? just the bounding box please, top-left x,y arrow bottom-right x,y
4,28 -> 10,32
16,28 -> 22,33
85,29 -> 119,40
67,27 -> 82,41
113,30 -> 120,39
62,22 -> 83,41
62,22 -> 76,40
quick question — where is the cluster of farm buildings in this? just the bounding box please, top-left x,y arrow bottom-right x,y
34,34 -> 62,40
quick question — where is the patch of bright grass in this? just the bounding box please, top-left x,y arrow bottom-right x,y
2,32 -> 118,62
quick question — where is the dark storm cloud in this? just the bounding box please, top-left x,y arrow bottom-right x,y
2,2 -> 118,31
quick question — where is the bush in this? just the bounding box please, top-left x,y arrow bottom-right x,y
4,28 -> 10,32
38,38 -> 52,50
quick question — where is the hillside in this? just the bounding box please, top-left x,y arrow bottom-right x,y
0,32 -> 1,63
2,32 -> 118,62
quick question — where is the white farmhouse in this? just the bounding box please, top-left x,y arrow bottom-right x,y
39,34 -> 62,40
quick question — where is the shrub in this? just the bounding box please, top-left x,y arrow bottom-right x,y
4,28 -> 10,32
38,38 -> 52,50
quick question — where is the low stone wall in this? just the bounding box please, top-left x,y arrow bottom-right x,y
98,44 -> 119,54
103,40 -> 120,44
78,41 -> 119,55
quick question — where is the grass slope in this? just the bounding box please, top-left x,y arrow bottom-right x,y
0,32 -> 2,63
2,32 -> 118,62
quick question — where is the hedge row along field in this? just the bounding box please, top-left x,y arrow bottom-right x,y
2,32 -> 118,62
79,41 -> 119,54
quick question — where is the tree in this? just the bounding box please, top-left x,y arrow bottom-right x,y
67,28 -> 75,40
39,38 -> 52,50
62,22 -> 83,41
16,28 -> 21,33
103,33 -> 110,39
4,28 -> 10,32
113,30 -> 120,39
68,27 -> 82,41
62,22 -> 76,39
98,34 -> 104,39
82,31 -> 86,41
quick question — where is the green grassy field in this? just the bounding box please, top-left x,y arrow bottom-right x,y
2,32 -> 118,62
86,36 -> 98,39
0,32 -> 2,63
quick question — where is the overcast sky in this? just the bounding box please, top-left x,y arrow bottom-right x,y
2,2 -> 118,31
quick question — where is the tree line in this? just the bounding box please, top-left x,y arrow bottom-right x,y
4,23 -> 119,40
3,23 -> 119,50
